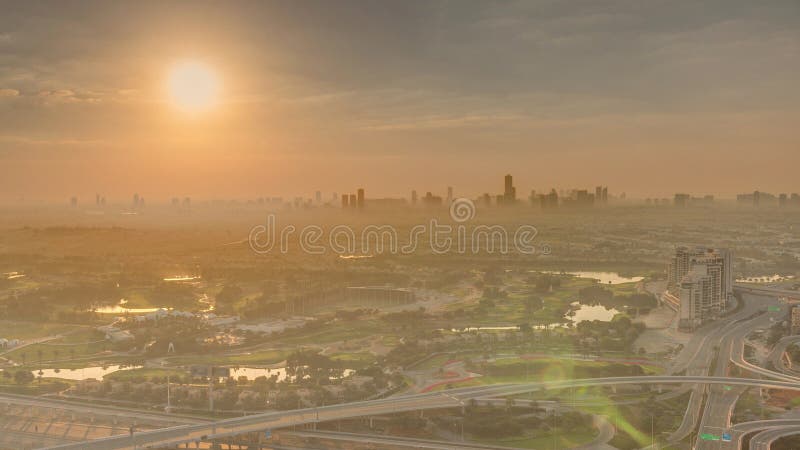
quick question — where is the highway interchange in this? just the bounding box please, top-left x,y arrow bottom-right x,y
14,284 -> 800,450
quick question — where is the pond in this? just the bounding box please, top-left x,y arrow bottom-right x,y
444,303 -> 621,334
541,271 -> 643,284
7,365 -> 356,382
163,275 -> 201,282
34,365 -> 143,380
566,304 -> 620,323
227,367 -> 356,382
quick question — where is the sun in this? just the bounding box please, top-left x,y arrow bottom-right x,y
167,61 -> 219,112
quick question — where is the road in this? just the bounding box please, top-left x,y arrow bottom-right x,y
0,392 -> 206,426
665,292 -> 772,444
283,430 -> 524,449
43,376 -> 800,450
748,425 -> 800,450
766,335 -> 800,376
730,419 -> 800,449
695,302 -> 780,450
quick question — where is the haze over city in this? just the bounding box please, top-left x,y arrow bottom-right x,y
0,0 -> 798,202
1,2 -> 800,450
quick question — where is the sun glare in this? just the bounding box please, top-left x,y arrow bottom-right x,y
167,61 -> 219,112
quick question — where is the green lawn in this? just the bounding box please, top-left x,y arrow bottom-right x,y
0,375 -> 71,395
0,321 -> 83,341
329,352 -> 376,368
165,349 -> 290,366
479,429 -> 597,449
3,329 -> 109,365
104,367 -> 188,381
447,357 -> 662,387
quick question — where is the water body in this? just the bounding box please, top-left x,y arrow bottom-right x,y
163,275 -> 201,282
567,304 -> 620,323
35,365 -> 142,380
445,304 -> 620,334
228,367 -> 355,382
92,299 -> 162,314
20,365 -> 355,382
542,271 -> 643,285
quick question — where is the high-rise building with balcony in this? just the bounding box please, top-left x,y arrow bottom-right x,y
667,246 -> 733,330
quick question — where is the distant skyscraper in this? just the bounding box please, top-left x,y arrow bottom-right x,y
349,194 -> 357,208
595,186 -> 602,202
411,190 -> 418,206
95,193 -> 101,206
133,193 -> 140,209
539,189 -> 558,209
315,191 -> 322,204
422,192 -> 443,206
70,196 -> 78,208
446,186 -> 453,204
674,193 -> 690,207
503,174 -> 516,204
357,188 -> 365,208
341,195 -> 349,208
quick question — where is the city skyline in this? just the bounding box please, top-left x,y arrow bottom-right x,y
0,1 -> 798,201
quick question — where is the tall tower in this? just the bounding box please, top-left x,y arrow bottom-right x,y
411,190 -> 418,206
503,174 -> 516,204
356,188 -> 365,209
446,186 -> 453,204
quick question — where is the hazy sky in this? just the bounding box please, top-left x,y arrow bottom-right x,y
0,0 -> 798,202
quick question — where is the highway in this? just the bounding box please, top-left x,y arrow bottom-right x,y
665,292 -> 773,444
0,392 -> 206,426
730,419 -> 800,449
25,285 -> 800,450
748,426 -> 800,450
694,291 -> 800,450
44,376 -> 800,450
283,430 -> 523,450
695,301 -> 780,450
766,335 -> 800,376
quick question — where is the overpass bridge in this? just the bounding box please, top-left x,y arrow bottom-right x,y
45,376 -> 800,450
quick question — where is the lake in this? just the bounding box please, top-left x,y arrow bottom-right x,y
10,365 -> 355,382
541,271 -> 643,284
566,304 -> 620,323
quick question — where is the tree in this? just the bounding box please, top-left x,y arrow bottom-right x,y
14,370 -> 34,384
215,284 -> 244,314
